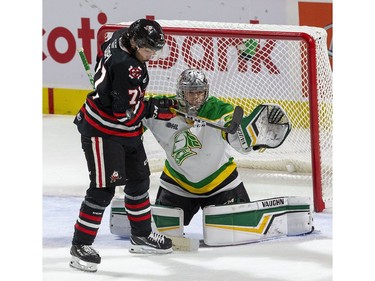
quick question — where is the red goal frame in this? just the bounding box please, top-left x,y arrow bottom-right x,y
96,23 -> 325,212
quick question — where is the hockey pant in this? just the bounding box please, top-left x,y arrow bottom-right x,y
72,136 -> 151,245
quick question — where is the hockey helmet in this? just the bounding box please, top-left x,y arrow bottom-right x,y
176,68 -> 209,116
126,19 -> 165,51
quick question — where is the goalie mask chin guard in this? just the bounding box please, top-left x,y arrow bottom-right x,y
176,68 -> 209,116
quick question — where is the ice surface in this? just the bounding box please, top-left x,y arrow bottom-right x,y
43,115 -> 332,281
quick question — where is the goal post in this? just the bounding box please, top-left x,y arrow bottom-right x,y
96,20 -> 333,212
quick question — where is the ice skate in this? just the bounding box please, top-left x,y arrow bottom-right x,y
129,232 -> 173,254
69,245 -> 101,272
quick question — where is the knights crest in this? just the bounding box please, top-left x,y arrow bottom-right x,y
128,66 -> 142,79
172,130 -> 202,165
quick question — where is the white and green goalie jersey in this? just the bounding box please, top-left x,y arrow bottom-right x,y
143,96 -> 246,198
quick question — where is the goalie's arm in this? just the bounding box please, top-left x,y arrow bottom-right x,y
228,104 -> 291,154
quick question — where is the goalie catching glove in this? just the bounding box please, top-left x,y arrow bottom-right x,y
146,97 -> 178,121
232,104 -> 291,153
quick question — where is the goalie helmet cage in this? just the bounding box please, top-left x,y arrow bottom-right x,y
97,20 -> 333,212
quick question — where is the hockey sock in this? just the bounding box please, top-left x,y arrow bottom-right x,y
125,191 -> 152,237
72,200 -> 105,245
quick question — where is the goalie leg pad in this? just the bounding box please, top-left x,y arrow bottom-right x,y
152,206 -> 201,251
110,199 -> 184,238
110,200 -> 198,251
203,196 -> 313,246
110,198 -> 131,237
285,197 -> 314,236
151,205 -> 184,237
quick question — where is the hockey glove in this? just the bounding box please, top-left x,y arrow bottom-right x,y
146,97 -> 178,121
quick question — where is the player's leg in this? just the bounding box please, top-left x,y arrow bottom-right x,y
70,136 -> 126,272
123,141 -> 172,254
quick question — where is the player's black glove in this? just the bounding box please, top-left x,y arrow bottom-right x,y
146,97 -> 178,121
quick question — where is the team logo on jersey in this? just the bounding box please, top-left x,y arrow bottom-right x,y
128,66 -> 142,79
172,130 -> 202,165
110,171 -> 122,183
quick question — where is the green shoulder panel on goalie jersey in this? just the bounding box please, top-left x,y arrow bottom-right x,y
198,97 -> 235,125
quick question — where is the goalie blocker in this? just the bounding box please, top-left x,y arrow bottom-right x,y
110,196 -> 313,247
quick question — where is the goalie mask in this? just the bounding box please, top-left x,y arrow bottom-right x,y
176,69 -> 209,116
122,19 -> 165,53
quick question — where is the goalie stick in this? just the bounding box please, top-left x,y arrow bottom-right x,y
170,106 -> 244,135
167,235 -> 200,252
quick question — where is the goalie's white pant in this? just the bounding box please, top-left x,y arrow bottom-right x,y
110,196 -> 313,246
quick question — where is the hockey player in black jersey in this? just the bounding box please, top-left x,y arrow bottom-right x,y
70,19 -> 176,272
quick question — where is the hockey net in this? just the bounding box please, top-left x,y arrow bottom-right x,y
97,20 -> 333,212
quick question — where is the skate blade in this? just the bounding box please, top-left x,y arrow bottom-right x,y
69,256 -> 98,272
129,244 -> 173,255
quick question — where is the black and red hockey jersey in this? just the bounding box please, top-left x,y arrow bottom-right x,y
74,28 -> 150,138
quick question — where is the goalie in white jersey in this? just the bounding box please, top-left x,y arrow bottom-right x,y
143,68 -> 283,226
135,72 -> 307,246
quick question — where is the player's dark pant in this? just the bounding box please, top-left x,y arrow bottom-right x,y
155,183 -> 250,225
72,135 -> 151,246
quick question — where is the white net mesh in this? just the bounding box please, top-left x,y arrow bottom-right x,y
98,20 -> 333,210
